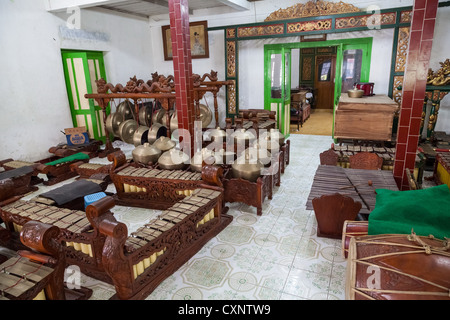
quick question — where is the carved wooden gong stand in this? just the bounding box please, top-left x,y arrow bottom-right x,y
85,71 -> 233,158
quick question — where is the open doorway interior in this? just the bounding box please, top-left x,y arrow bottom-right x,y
290,46 -> 337,135
265,37 -> 372,137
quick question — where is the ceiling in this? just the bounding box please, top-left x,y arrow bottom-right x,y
93,0 -> 257,20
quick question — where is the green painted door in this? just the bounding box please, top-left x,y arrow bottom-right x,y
264,47 -> 291,137
61,50 -> 109,143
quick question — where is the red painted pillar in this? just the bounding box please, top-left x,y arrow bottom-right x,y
393,0 -> 439,190
168,0 -> 195,155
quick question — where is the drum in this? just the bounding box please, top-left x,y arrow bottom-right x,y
341,220 -> 368,258
346,233 -> 450,300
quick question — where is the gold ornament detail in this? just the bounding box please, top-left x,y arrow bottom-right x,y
427,59 -> 450,86
287,19 -> 332,33
237,24 -> 284,37
226,41 -> 236,78
395,27 -> 410,73
335,12 -> 396,29
226,28 -> 236,38
392,75 -> 404,106
227,80 -> 236,114
400,10 -> 412,23
265,0 -> 360,21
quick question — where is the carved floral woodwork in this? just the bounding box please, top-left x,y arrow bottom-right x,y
335,12 -> 396,29
265,0 -> 360,21
395,27 -> 410,73
427,59 -> 450,86
392,75 -> 404,106
237,24 -> 284,37
226,41 -> 236,78
287,19 -> 332,33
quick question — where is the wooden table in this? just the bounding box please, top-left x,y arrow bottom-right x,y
334,93 -> 399,142
306,165 -> 399,218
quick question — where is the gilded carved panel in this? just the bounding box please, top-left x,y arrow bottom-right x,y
335,12 -> 396,29
287,19 -> 332,33
237,24 -> 284,37
227,80 -> 236,114
392,75 -> 404,106
226,41 -> 236,78
265,0 -> 360,21
226,28 -> 236,39
395,27 -> 410,73
400,11 -> 412,23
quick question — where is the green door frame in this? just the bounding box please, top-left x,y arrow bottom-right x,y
61,49 -> 109,143
264,37 -> 373,138
264,47 -> 292,138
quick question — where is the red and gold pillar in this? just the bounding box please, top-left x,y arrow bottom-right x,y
168,0 -> 195,154
393,0 -> 439,190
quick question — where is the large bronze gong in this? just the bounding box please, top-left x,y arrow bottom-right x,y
106,112 -> 125,137
119,119 -> 138,144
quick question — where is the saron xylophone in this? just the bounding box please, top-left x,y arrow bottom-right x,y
99,186 -> 233,300
332,145 -> 396,170
108,150 -> 225,210
0,197 -> 116,283
434,151 -> 450,188
0,221 -> 67,300
306,165 -> 398,218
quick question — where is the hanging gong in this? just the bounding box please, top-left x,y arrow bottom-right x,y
119,119 -> 138,144
133,125 -> 149,146
117,100 -> 135,120
106,112 -> 125,137
199,104 -> 213,128
138,102 -> 153,126
152,109 -> 173,125
170,110 -> 178,132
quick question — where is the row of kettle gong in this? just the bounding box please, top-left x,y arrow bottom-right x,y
132,126 -> 286,182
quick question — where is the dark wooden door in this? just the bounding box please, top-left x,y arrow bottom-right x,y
314,55 -> 336,109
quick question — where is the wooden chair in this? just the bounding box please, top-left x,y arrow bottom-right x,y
320,149 -> 339,166
312,193 -> 362,239
349,152 -> 383,170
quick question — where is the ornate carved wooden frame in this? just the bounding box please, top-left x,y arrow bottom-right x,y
208,0 -> 421,118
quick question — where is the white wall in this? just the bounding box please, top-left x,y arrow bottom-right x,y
0,0 -> 153,161
1,0 -> 449,163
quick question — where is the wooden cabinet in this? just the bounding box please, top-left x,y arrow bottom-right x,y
334,93 -> 398,141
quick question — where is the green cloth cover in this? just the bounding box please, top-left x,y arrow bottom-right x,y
368,184 -> 450,240
45,152 -> 89,166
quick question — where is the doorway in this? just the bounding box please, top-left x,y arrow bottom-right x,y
314,54 -> 336,110
264,38 -> 373,138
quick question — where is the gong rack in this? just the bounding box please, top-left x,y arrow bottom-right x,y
85,71 -> 233,157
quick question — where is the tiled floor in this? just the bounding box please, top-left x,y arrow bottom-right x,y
5,134 -> 349,300
86,133 -> 344,300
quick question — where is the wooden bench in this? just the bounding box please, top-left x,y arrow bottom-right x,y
99,186 -> 233,300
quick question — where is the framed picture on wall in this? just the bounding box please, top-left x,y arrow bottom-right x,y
162,20 -> 209,61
